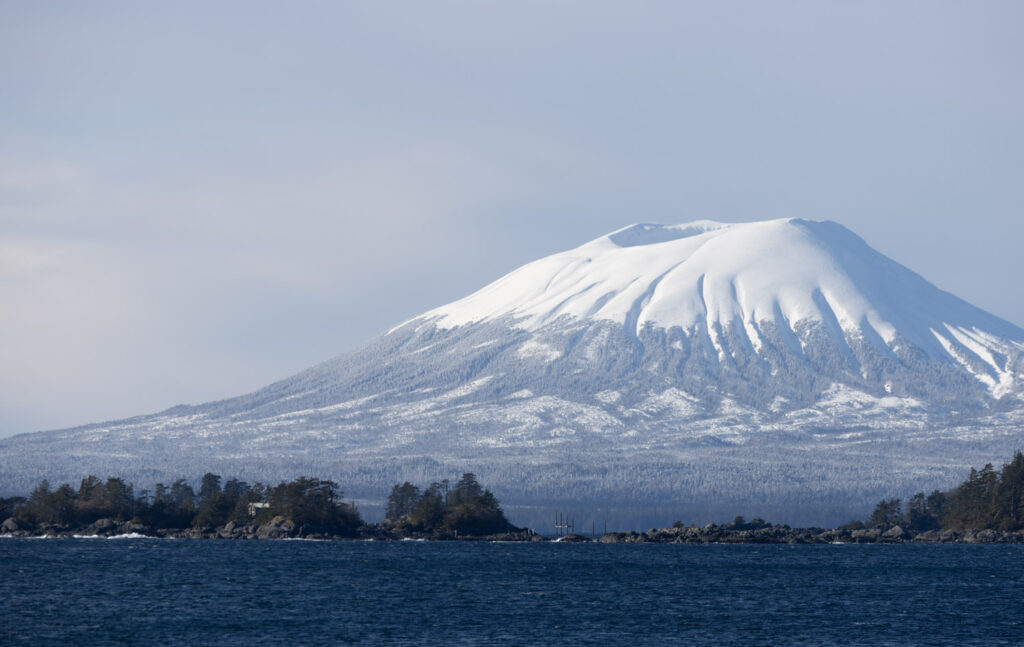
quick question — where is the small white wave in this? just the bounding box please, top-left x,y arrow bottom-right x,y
107,532 -> 156,539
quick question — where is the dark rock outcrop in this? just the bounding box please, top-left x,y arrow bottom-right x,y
2,517 -> 28,535
84,518 -> 118,536
556,534 -> 591,543
256,517 -> 297,539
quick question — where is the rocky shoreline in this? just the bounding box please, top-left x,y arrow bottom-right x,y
4,515 -> 1024,544
0,516 -> 542,542
590,523 -> 1024,544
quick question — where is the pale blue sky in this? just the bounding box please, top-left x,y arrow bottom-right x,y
2,1 -> 1023,436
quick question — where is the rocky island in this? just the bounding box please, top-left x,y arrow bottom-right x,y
4,452 -> 1023,544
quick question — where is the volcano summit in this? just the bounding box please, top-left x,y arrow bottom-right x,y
4,218 -> 1023,526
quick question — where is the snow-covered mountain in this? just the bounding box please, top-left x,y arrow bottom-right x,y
420,218 -> 1024,402
3,218 -> 1024,527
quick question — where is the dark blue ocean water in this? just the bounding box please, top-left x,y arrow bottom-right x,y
2,538 -> 1023,646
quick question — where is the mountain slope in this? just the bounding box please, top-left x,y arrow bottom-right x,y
2,218 -> 1023,527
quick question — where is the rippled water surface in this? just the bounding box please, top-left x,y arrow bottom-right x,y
2,539 -> 1023,645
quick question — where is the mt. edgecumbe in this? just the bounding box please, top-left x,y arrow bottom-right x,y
4,218 -> 1023,526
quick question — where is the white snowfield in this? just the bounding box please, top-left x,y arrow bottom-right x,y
2,218 -> 1023,527
421,219 -> 1024,396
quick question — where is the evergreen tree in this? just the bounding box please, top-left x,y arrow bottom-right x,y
996,451 -> 1024,530
447,473 -> 483,507
0,496 -> 25,520
925,489 -> 947,523
867,498 -> 902,528
198,473 -> 222,501
76,476 -> 104,521
408,483 -> 446,531
905,493 -> 939,533
385,482 -> 420,521
978,463 -> 1000,526
143,479 -> 196,528
50,484 -> 76,525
